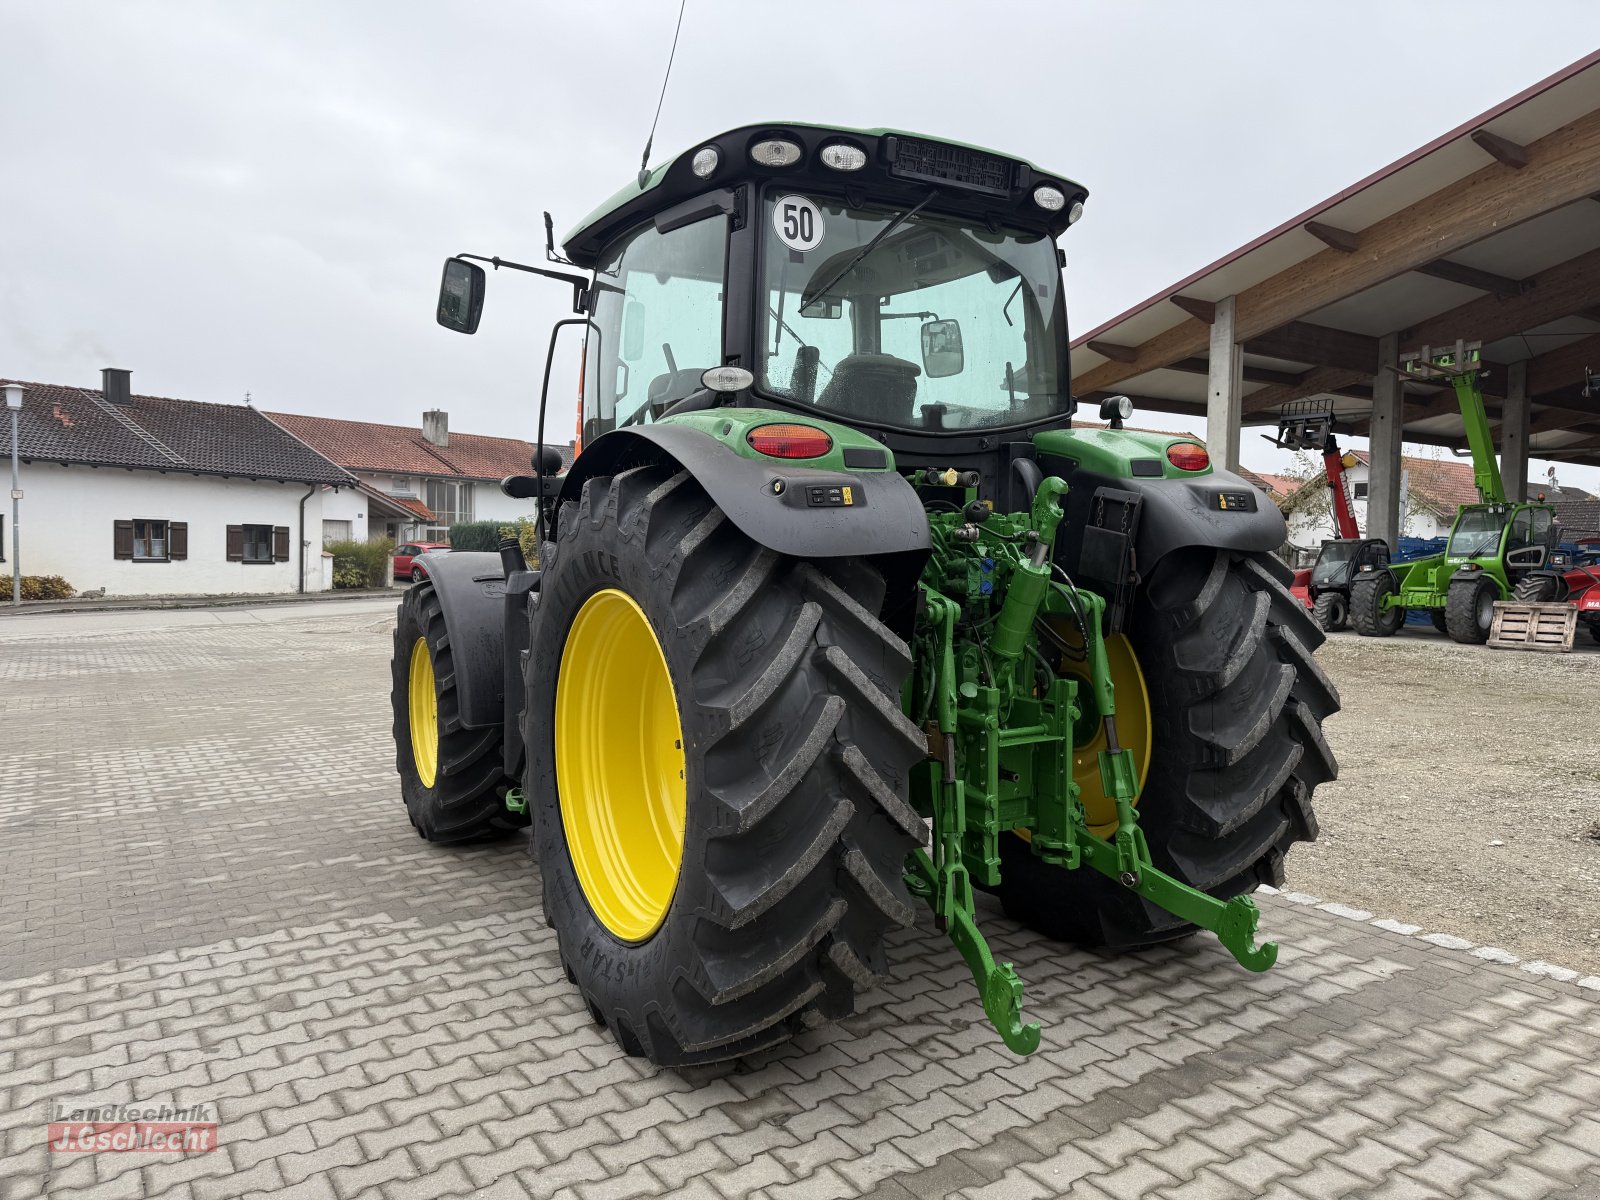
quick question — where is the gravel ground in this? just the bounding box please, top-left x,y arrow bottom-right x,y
1290,620 -> 1600,976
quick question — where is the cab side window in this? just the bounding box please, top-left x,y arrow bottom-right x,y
584,215 -> 728,441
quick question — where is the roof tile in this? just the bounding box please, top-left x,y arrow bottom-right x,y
266,412 -> 572,482
3,379 -> 350,485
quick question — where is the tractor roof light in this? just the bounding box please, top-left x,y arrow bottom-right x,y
701,366 -> 754,393
750,137 -> 803,168
1066,199 -> 1085,225
747,423 -> 833,459
1099,395 -> 1133,423
819,142 -> 867,171
1033,184 -> 1066,212
1166,442 -> 1210,472
691,146 -> 720,178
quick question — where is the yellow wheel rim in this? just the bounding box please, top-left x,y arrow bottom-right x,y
408,636 -> 439,788
1058,632 -> 1153,836
555,588 -> 687,943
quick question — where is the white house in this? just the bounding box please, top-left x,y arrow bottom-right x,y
267,409 -> 573,545
4,369 -> 355,597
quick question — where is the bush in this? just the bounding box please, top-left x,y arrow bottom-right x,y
7,575 -> 75,601
446,518 -> 541,566
500,519 -> 540,569
325,537 -> 394,588
446,520 -> 502,552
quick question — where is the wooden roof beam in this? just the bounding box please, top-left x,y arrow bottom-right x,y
1304,222 -> 1360,252
1241,366 -> 1372,415
1407,245 -> 1600,351
1471,128 -> 1529,170
1167,357 -> 1306,387
1072,106 -> 1600,396
1086,340 -> 1139,364
1528,332 -> 1600,396
1168,295 -> 1215,323
1412,258 -> 1531,298
1243,321 -> 1379,372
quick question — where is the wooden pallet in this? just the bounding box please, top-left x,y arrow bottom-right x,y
1487,601 -> 1578,652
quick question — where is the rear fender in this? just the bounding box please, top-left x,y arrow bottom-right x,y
556,424 -> 931,560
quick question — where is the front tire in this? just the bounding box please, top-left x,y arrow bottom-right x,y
1350,571 -> 1405,637
524,466 -> 925,1066
1312,590 -> 1347,632
1445,575 -> 1498,644
390,583 -> 523,842
997,549 -> 1338,948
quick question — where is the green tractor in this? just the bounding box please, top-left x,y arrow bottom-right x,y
393,124 -> 1339,1065
1350,343 -> 1557,644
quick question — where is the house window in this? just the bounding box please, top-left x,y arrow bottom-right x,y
391,476 -> 414,496
425,479 -> 473,534
135,519 -> 168,561
323,519 -> 352,544
1353,482 -> 1369,499
115,519 -> 187,562
242,524 -> 274,564
227,524 -> 289,563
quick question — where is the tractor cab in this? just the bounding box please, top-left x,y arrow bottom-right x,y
1444,502 -> 1557,575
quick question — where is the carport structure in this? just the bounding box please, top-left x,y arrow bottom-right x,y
1071,50 -> 1600,548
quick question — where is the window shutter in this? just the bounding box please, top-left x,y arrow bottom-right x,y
168,522 -> 188,560
225,525 -> 245,561
273,526 -> 291,561
114,520 -> 135,560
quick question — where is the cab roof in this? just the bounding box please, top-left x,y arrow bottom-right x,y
561,122 -> 1088,269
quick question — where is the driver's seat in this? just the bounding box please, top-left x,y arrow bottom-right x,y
815,353 -> 920,426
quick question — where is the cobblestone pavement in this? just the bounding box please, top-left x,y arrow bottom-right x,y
2,605 -> 1597,1200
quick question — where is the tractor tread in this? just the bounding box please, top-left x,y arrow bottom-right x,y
999,548 -> 1339,949
389,584 -> 522,844
1445,575 -> 1496,644
525,466 -> 922,1066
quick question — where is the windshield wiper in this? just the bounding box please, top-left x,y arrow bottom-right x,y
800,190 -> 938,315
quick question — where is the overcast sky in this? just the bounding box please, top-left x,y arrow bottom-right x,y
5,2 -> 1599,488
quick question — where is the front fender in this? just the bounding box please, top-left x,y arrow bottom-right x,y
413,551 -> 508,730
557,424 -> 931,560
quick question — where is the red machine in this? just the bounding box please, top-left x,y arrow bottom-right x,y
1515,547 -> 1600,645
1271,410 -> 1387,630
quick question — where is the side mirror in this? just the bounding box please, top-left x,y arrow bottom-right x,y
803,298 -> 843,319
921,318 -> 964,379
437,257 -> 485,334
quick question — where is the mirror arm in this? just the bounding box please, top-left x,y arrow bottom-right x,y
456,252 -> 590,313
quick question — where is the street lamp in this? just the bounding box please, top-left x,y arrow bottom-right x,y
4,382 -> 21,606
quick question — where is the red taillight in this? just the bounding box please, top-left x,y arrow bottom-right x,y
1166,442 -> 1210,471
747,423 -> 833,459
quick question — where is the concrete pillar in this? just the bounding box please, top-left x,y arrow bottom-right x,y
1206,296 -> 1243,471
1367,333 -> 1403,548
1502,360 -> 1529,502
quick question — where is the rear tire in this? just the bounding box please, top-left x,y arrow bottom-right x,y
1350,571 -> 1404,637
1514,573 -> 1560,603
1429,609 -> 1449,635
524,466 -> 924,1065
391,583 -> 523,843
1312,590 -> 1347,632
996,549 -> 1338,949
1445,575 -> 1497,644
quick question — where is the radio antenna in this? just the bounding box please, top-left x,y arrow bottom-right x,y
637,0 -> 688,188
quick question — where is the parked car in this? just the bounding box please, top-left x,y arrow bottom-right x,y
394,541 -> 450,583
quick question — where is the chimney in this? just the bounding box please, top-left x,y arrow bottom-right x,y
102,367 -> 132,405
422,409 -> 448,448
